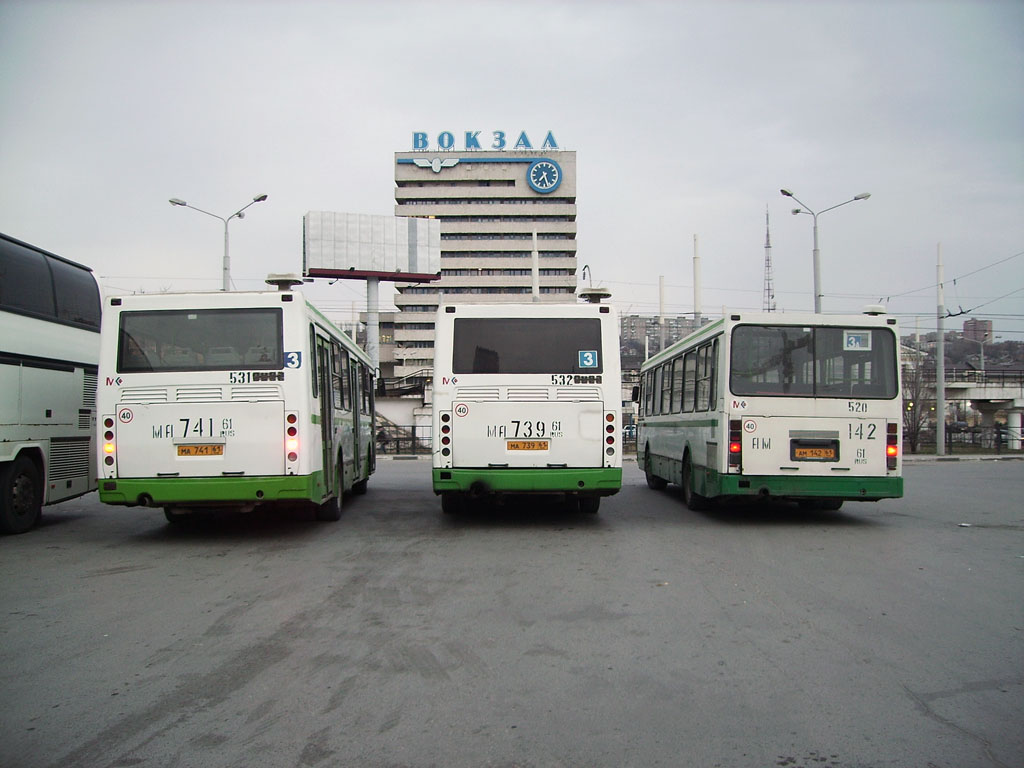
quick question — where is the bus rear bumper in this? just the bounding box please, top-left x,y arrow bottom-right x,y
433,467 -> 622,496
98,474 -> 322,507
714,472 -> 903,501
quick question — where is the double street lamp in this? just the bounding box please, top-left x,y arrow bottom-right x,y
780,188 -> 870,313
169,193 -> 268,291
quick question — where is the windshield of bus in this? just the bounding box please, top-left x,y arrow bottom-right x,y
730,325 -> 898,399
452,317 -> 603,374
117,308 -> 283,372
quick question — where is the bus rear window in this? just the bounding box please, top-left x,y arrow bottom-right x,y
452,317 -> 603,374
117,308 -> 283,372
730,325 -> 898,399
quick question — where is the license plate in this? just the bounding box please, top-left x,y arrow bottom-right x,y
507,440 -> 550,451
794,447 -> 835,460
177,444 -> 224,457
790,440 -> 839,461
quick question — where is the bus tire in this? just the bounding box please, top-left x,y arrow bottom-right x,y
644,447 -> 667,490
352,478 -> 368,495
682,453 -> 711,511
0,455 -> 42,535
441,492 -> 463,515
579,495 -> 600,514
316,461 -> 343,522
163,507 -> 196,526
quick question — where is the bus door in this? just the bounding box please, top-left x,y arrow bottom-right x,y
350,361 -> 361,479
316,335 -> 335,495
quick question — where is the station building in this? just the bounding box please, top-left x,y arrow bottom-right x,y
392,144 -> 578,378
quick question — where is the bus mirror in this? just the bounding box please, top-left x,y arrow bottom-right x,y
631,385 -> 640,403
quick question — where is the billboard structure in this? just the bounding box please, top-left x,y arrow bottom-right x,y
303,212 -> 441,372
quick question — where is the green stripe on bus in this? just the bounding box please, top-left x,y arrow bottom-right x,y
433,467 -> 622,494
99,473 -> 325,506
703,469 -> 903,500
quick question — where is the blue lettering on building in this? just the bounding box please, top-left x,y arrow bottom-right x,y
411,131 -> 559,151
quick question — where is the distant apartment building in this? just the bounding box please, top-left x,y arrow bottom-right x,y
392,138 -> 578,378
963,317 -> 993,343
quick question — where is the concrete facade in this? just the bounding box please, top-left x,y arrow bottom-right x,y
392,149 -> 578,378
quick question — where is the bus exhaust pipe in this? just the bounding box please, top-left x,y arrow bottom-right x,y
758,487 -> 771,498
468,481 -> 489,499
138,494 -> 154,507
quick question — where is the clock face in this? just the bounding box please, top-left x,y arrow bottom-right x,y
527,159 -> 562,194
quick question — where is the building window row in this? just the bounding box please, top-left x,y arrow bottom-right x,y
441,268 -> 574,277
396,180 -> 515,188
399,198 -> 577,207
442,233 -> 574,241
440,251 -> 576,259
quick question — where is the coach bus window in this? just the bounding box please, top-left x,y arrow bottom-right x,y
50,256 -> 101,330
0,238 -> 55,318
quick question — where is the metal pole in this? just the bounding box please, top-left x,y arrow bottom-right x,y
811,214 -> 821,314
223,219 -> 230,291
366,277 -> 380,375
936,244 -> 946,456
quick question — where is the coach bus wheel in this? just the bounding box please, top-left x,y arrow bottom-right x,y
578,496 -> 600,514
163,507 -> 197,526
644,448 -> 667,490
682,454 -> 711,511
0,455 -> 42,535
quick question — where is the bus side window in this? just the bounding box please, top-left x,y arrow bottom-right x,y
682,350 -> 697,412
331,343 -> 345,410
361,364 -> 373,416
660,364 -> 672,414
644,370 -> 654,416
670,356 -> 684,413
309,325 -> 318,399
340,350 -> 351,410
696,344 -> 711,411
708,339 -> 719,410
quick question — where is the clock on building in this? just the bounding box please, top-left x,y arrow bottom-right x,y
527,159 -> 562,194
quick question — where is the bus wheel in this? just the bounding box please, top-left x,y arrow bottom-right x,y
801,497 -> 844,512
316,462 -> 343,522
644,448 -> 667,490
0,455 -> 42,535
163,507 -> 196,526
579,496 -> 600,514
441,493 -> 463,515
682,454 -> 711,511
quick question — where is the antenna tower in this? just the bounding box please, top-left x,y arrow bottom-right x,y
763,206 -> 776,312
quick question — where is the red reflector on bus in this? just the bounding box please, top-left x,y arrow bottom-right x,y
606,413 -> 615,422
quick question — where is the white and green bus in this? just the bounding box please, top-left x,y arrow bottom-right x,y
1,233 -> 101,534
636,310 -> 903,511
432,302 -> 622,513
97,279 -> 375,523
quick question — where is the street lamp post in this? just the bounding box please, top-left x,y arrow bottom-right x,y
780,189 -> 870,313
169,194 -> 268,291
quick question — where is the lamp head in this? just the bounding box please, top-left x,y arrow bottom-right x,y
780,189 -> 794,197
253,194 -> 268,203
854,192 -> 871,201
791,208 -> 802,216
169,198 -> 187,206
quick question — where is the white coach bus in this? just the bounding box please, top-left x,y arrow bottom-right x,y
432,302 -> 623,514
97,278 -> 375,523
636,309 -> 903,511
1,233 -> 101,534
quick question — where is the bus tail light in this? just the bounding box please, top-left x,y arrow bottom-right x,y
439,411 -> 452,457
729,419 -> 742,469
102,416 -> 116,466
886,422 -> 899,470
286,411 -> 299,463
605,411 -> 616,457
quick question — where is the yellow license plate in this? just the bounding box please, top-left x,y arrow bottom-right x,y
794,447 -> 835,460
177,444 -> 224,457
507,440 -> 550,451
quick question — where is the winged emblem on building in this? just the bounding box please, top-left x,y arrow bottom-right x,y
413,157 -> 461,173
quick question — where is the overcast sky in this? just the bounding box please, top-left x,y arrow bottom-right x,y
2,0 -> 1021,338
